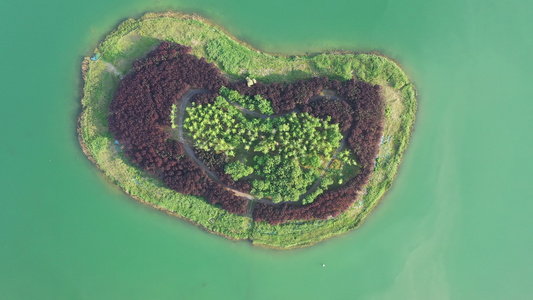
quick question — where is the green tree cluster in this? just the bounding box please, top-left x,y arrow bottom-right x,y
225,160 -> 254,181
219,86 -> 274,115
183,91 -> 344,204
302,188 -> 323,205
183,97 -> 244,155
337,150 -> 357,166
251,155 -> 318,203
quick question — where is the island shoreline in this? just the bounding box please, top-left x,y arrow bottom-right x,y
77,11 -> 417,249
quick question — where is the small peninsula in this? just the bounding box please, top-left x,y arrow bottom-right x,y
78,12 -> 417,249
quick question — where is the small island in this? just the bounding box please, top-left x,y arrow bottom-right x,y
79,12 -> 417,249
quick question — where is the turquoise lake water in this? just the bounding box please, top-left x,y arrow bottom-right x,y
1,0 -> 532,298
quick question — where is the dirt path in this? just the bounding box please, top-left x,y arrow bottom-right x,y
176,89 -> 346,205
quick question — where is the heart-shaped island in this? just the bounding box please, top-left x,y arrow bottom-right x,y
79,12 -> 417,249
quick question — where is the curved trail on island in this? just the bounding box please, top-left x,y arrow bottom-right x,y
177,89 -> 260,202
176,88 -> 346,206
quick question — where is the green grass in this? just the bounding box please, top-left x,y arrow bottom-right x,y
79,11 -> 417,249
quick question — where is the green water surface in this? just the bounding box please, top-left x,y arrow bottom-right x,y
1,0 -> 532,299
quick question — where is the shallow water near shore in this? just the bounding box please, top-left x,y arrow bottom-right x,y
1,0 -> 533,299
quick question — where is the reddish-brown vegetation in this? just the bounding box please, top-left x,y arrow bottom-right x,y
108,42 -> 247,215
227,77 -> 329,114
108,42 -> 384,222
304,97 -> 354,133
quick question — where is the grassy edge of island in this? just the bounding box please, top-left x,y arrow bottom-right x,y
78,11 -> 417,249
